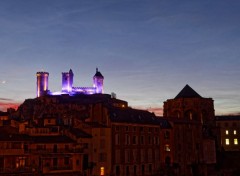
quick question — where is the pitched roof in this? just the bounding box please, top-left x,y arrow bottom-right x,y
32,135 -> 75,143
109,107 -> 172,128
94,68 -> 104,78
215,116 -> 240,121
175,84 -> 202,99
109,107 -> 159,125
0,134 -> 31,141
68,128 -> 92,138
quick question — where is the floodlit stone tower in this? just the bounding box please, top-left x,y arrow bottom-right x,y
93,68 -> 104,94
36,72 -> 49,97
62,69 -> 74,93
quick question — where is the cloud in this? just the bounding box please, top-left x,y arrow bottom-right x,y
133,106 -> 163,116
0,98 -> 13,101
0,100 -> 20,111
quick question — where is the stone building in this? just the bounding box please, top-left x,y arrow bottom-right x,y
163,84 -> 217,176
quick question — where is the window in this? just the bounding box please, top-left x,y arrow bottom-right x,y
100,167 -> 105,176
140,136 -> 144,145
126,166 -> 130,176
225,139 -> 230,145
99,153 -> 107,162
148,136 -> 152,145
125,126 -> 129,131
234,130 -> 237,135
149,164 -> 152,173
134,165 -> 137,175
156,136 -> 160,145
165,144 -> 171,151
115,150 -> 121,163
133,126 -> 137,132
142,165 -> 145,175
155,149 -> 159,161
141,149 -> 145,162
125,150 -> 130,163
64,157 -> 69,165
115,134 -> 120,145
133,136 -> 138,145
100,128 -> 105,136
116,165 -> 120,175
65,144 -> 69,151
133,149 -> 138,162
225,130 -> 229,135
148,149 -> 152,162
234,139 -> 238,145
100,139 -> 105,149
125,134 -> 130,145
165,131 -> 170,139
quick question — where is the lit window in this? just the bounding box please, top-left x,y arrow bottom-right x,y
234,130 -> 237,135
100,167 -> 104,176
234,139 -> 238,145
165,144 -> 171,151
226,130 -> 229,135
225,139 -> 230,145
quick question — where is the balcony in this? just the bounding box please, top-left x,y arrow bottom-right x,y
27,148 -> 84,154
0,148 -> 24,155
49,165 -> 73,171
0,167 -> 33,174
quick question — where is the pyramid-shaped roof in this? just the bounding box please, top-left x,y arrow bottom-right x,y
94,68 -> 104,78
175,84 -> 202,99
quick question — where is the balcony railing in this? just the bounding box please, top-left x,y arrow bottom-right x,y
26,148 -> 84,154
0,148 -> 25,155
49,165 -> 73,171
0,167 -> 33,173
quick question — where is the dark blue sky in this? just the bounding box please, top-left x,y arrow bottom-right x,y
0,0 -> 240,115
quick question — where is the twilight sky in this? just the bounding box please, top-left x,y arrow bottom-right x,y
0,0 -> 239,115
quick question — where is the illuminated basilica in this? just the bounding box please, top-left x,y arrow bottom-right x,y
36,68 -> 104,97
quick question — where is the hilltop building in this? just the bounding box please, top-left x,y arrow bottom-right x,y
36,68 -> 104,97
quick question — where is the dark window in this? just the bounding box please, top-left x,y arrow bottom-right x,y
140,136 -> 144,145
134,165 -> 137,176
133,136 -> 137,144
165,131 -> 170,139
148,136 -> 151,144
64,157 -> 69,165
65,145 -> 69,151
149,164 -> 152,173
116,165 -> 120,175
142,165 -> 145,175
133,126 -> 137,132
53,158 -> 58,167
126,166 -> 130,176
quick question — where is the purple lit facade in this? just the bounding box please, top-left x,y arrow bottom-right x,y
36,72 -> 49,97
36,68 -> 104,97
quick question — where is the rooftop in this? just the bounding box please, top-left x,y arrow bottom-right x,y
175,84 -> 202,99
